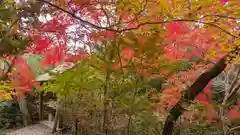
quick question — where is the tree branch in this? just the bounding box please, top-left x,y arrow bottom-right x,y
37,0 -> 111,30
163,55 -> 227,135
229,125 -> 240,132
37,0 -> 239,39
220,68 -> 240,135
162,45 -> 240,135
201,14 -> 240,20
118,19 -> 239,38
100,4 -> 111,27
110,0 -> 148,28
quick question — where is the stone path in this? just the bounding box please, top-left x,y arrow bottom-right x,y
4,121 -> 54,135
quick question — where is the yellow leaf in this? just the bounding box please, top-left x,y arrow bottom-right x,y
53,0 -> 68,8
235,38 -> 240,45
157,0 -> 169,12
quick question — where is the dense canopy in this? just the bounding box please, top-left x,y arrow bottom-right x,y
0,0 -> 240,135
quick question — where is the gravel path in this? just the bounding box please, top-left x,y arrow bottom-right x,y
5,124 -> 52,135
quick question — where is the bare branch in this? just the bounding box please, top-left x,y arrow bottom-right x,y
100,5 -> 111,26
229,125 -> 240,132
220,68 -> 240,135
226,80 -> 240,102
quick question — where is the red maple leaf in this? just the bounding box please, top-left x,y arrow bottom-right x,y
164,28 -> 218,60
41,44 -> 66,67
111,64 -> 120,70
102,30 -> 116,40
40,17 -> 70,33
120,47 -> 134,61
64,52 -> 89,62
167,22 -> 189,41
30,37 -> 52,54
228,105 -> 240,120
9,57 -> 39,97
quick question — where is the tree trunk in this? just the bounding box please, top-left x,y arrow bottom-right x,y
52,107 -> 59,133
18,96 -> 32,126
52,99 -> 64,133
52,100 -> 61,133
39,91 -> 44,121
162,55 -> 228,135
103,73 -> 110,135
72,119 -> 78,135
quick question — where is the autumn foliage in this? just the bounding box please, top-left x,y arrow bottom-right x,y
0,0 -> 239,134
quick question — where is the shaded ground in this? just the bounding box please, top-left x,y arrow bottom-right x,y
2,121 -> 54,135
0,129 -> 16,135
4,124 -> 52,135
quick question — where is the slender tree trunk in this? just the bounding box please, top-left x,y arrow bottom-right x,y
127,79 -> 138,135
72,119 -> 78,135
103,73 -> 110,135
18,96 -> 31,126
39,91 -> 44,121
162,55 -> 228,135
52,100 -> 61,133
175,120 -> 181,135
52,109 -> 59,133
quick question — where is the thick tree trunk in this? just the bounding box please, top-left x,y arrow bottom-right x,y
162,55 -> 227,135
18,96 -> 32,126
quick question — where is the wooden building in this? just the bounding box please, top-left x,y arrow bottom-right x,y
35,62 -> 75,131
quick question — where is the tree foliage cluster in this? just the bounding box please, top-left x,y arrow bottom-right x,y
0,0 -> 240,135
